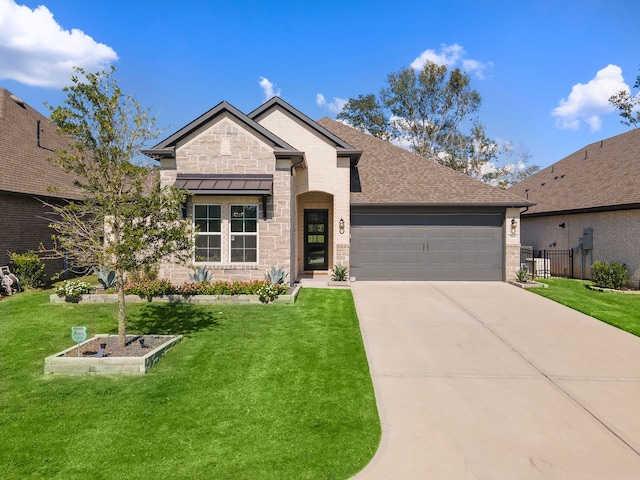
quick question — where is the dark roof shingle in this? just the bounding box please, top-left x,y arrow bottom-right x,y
0,87 -> 79,199
317,117 -> 531,207
509,128 -> 640,215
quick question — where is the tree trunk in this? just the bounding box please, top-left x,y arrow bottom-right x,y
117,269 -> 127,347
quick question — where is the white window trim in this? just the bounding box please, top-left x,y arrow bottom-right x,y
229,204 -> 259,264
193,204 -> 222,264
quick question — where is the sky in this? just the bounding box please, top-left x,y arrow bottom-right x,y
0,0 -> 638,170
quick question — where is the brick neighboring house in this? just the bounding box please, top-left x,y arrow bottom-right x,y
0,88 -> 79,275
509,128 -> 640,286
143,97 -> 531,284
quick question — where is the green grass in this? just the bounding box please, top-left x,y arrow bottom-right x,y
531,278 -> 640,336
0,288 -> 380,479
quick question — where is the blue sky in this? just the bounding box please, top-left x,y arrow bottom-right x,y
1,0 -> 638,170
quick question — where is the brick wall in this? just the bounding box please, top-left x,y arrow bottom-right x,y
0,192 -> 65,278
521,209 -> 640,286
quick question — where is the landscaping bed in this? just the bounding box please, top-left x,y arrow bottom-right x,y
45,334 -> 182,375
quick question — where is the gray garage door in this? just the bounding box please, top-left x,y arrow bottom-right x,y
351,209 -> 505,281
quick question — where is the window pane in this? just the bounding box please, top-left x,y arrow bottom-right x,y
245,220 -> 257,233
195,219 -> 207,232
245,250 -> 257,262
194,205 -> 207,218
230,249 -> 244,262
231,206 -> 244,218
244,205 -> 257,219
208,219 -> 221,232
245,235 -> 257,248
209,205 -> 221,218
231,220 -> 244,232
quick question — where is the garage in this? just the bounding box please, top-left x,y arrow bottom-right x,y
350,207 -> 505,281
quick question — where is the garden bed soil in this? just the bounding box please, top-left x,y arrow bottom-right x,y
63,335 -> 170,358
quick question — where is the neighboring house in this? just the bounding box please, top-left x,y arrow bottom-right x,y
143,97 -> 531,283
0,88 -> 79,275
510,128 -> 640,286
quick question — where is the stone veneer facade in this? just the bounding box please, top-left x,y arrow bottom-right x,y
159,115 -> 293,284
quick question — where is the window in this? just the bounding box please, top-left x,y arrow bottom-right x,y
194,205 -> 221,262
230,205 -> 258,262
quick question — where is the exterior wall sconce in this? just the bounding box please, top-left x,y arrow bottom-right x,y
339,218 -> 345,234
510,218 -> 517,235
559,223 -> 565,228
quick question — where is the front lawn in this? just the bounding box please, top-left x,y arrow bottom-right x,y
531,277 -> 640,336
0,288 -> 380,479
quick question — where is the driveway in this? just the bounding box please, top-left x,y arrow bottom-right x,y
350,281 -> 640,479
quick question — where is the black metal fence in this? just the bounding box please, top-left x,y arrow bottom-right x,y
520,248 -> 573,279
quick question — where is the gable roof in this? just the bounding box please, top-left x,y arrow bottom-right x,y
143,100 -> 303,160
250,97 -> 361,164
509,128 -> 640,216
0,87 -> 79,199
317,117 -> 532,207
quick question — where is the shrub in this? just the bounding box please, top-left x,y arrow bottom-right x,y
330,264 -> 349,282
591,260 -> 628,290
54,280 -> 92,302
124,279 -> 173,300
9,251 -> 45,289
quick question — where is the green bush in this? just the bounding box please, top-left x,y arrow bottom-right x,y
8,251 -> 45,289
124,279 -> 173,300
330,264 -> 349,282
591,260 -> 628,290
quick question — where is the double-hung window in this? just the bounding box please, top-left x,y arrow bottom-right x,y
230,205 -> 257,262
194,205 -> 221,262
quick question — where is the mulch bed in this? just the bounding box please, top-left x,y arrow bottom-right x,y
63,335 -> 171,358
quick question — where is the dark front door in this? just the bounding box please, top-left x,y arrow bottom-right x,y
304,209 -> 329,270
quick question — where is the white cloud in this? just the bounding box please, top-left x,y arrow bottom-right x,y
411,43 -> 493,79
0,0 -> 118,88
316,93 -> 347,114
258,76 -> 280,101
552,64 -> 627,132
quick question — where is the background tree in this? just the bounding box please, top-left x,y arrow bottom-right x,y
337,61 -> 538,187
609,67 -> 640,128
46,67 -> 194,346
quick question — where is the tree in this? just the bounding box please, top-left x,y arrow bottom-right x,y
46,67 -> 194,346
609,67 -> 640,128
337,61 -> 539,187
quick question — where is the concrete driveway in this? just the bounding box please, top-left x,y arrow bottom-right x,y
350,281 -> 640,479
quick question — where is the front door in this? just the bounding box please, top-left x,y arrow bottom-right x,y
304,209 -> 329,270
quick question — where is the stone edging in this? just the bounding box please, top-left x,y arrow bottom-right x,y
508,280 -> 548,289
588,285 -> 640,295
44,334 -> 182,375
49,284 -> 302,305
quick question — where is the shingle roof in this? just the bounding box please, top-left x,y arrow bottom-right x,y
509,128 -> 640,215
0,87 -> 79,199
317,117 -> 532,207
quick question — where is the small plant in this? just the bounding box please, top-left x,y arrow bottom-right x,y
515,269 -> 530,283
257,283 -> 280,303
189,266 -> 212,282
9,251 -> 45,289
591,260 -> 628,290
54,280 -> 92,302
95,265 -> 117,290
330,264 -> 349,282
265,266 -> 289,285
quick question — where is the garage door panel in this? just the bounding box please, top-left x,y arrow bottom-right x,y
351,213 -> 504,281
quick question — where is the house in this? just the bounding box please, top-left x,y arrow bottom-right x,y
143,97 -> 531,283
0,88 -> 79,275
509,128 -> 640,286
